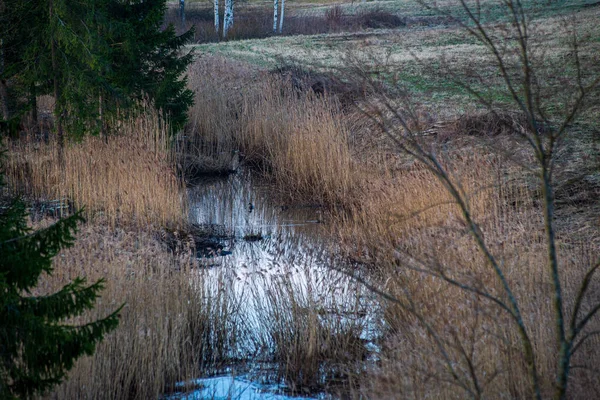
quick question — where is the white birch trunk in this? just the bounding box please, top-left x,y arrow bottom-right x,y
223,0 -> 233,38
214,0 -> 220,35
278,0 -> 285,33
273,0 -> 278,33
179,0 -> 185,28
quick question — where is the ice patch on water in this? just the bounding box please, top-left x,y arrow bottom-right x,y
171,375 -> 318,400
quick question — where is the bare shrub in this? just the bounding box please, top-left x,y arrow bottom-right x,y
337,0 -> 600,398
325,5 -> 344,31
170,3 -> 405,43
356,7 -> 405,29
271,63 -> 369,108
433,111 -> 532,141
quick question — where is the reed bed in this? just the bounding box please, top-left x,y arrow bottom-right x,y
5,108 -> 184,227
240,80 -> 356,206
32,223 -> 369,398
184,56 -> 600,396
185,57 -> 359,207
28,220 -> 245,400
336,147 -> 600,398
4,49 -> 598,398
31,222 -> 196,399
249,268 -> 368,396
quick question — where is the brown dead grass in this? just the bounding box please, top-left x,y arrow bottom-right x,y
32,221 -> 200,399
5,107 -> 185,227
184,56 -> 600,397
337,144 -> 600,398
3,49 -> 598,398
251,270 -> 367,395
30,219 -> 246,400
185,56 -> 360,207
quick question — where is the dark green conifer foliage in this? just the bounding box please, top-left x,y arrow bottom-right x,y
0,0 -> 194,137
105,0 -> 194,133
0,154 -> 121,398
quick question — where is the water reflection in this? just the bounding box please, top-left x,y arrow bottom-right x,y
183,171 -> 378,398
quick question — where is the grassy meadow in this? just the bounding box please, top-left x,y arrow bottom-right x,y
3,0 -> 600,398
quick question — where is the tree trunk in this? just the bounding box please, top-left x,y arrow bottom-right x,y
0,0 -> 10,120
50,0 -> 64,157
0,81 -> 9,120
273,0 -> 278,33
278,0 -> 285,33
223,0 -> 233,39
0,76 -> 9,121
179,0 -> 185,30
214,0 -> 220,35
30,83 -> 39,136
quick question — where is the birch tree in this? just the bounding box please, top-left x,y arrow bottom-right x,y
214,0 -> 219,35
223,0 -> 233,38
273,0 -> 285,34
273,0 -> 278,33
278,0 -> 285,33
179,0 -> 185,28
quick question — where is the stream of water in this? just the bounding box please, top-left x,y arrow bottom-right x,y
169,171 -> 379,399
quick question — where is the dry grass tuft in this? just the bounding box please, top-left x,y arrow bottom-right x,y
336,148 -> 600,398
240,79 -> 356,205
33,222 -> 198,399
251,270 -> 367,395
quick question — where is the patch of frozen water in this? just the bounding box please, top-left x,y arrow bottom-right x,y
170,376 -> 319,400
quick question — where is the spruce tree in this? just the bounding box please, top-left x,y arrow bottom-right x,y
105,0 -> 194,133
0,153 -> 121,398
0,0 -> 194,137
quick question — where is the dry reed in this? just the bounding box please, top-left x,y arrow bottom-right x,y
336,148 -> 600,398
185,57 -> 359,207
5,107 -> 185,227
29,220 -> 243,400
4,50 -> 597,399
250,268 -> 367,395
240,79 -> 356,206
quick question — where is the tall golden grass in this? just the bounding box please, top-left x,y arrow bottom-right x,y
30,221 -> 242,400
184,56 -> 600,397
250,270 -> 367,395
3,52 -> 598,398
185,57 -> 359,207
5,107 -> 185,227
337,148 -> 600,398
29,218 -> 367,398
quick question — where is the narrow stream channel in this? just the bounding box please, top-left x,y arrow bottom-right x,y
167,171 -> 380,399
